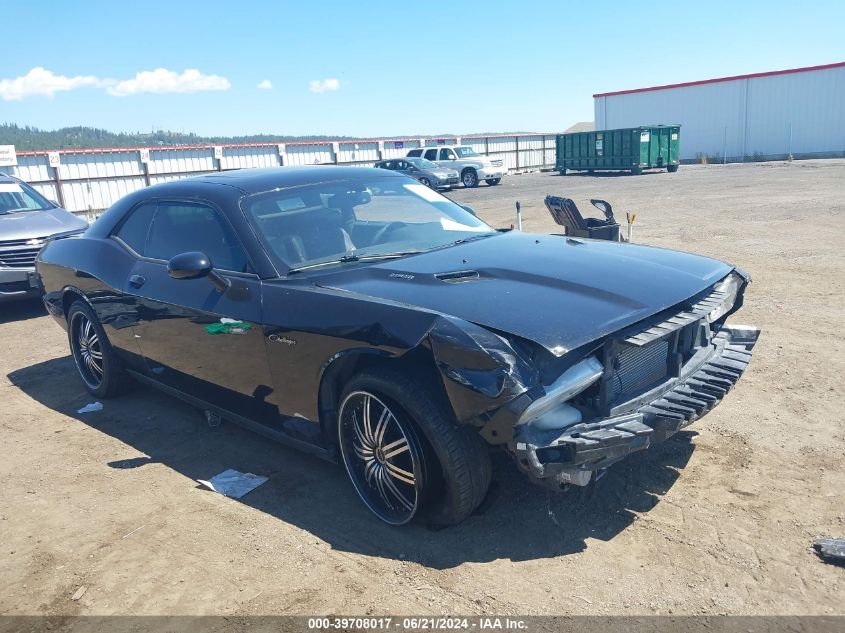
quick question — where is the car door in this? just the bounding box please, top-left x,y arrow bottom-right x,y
114,199 -> 276,422
395,160 -> 413,177
438,148 -> 458,168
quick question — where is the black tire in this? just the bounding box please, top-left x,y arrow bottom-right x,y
667,164 -> 679,173
337,368 -> 491,526
485,178 -> 501,186
418,177 -> 432,188
631,167 -> 643,175
461,168 -> 479,188
67,300 -> 128,398
558,169 -> 568,176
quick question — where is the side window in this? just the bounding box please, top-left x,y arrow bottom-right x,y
382,161 -> 395,170
396,161 -> 408,170
440,149 -> 456,160
146,201 -> 249,272
407,149 -> 421,157
423,149 -> 438,160
114,202 -> 157,255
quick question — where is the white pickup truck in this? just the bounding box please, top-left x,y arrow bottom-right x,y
406,145 -> 506,188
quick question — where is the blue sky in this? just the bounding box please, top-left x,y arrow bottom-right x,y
1,0 -> 843,138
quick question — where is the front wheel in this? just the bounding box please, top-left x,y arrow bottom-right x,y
418,176 -> 432,188
485,178 -> 501,186
461,169 -> 479,188
337,368 -> 491,526
67,300 -> 128,398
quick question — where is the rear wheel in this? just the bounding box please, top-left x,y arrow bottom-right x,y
337,368 -> 491,526
461,169 -> 479,188
67,300 -> 128,398
485,178 -> 501,186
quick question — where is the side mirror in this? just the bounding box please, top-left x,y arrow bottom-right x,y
167,251 -> 230,292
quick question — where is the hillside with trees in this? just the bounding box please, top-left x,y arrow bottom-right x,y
0,123 -> 359,150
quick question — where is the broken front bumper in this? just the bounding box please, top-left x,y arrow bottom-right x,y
511,325 -> 760,488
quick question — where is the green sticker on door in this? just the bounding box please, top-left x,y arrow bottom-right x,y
206,318 -> 254,335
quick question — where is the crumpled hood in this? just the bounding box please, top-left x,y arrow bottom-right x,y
315,231 -> 733,356
0,207 -> 87,242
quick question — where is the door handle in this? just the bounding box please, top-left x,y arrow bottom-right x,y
129,274 -> 145,288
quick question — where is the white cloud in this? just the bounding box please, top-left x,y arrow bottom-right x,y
309,78 -> 340,93
107,68 -> 231,97
256,79 -> 273,90
0,67 -> 104,101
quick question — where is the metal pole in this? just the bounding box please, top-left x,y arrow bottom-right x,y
788,122 -> 793,160
723,127 -> 727,164
515,201 -> 522,231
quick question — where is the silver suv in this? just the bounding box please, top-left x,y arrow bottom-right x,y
407,145 -> 506,188
0,173 -> 88,302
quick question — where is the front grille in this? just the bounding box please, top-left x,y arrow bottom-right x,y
0,247 -> 40,268
0,237 -> 46,248
608,339 -> 669,401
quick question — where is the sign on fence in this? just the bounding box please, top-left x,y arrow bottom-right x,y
0,145 -> 17,167
139,148 -> 150,164
48,152 -> 61,168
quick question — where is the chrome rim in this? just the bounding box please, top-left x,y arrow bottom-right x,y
338,391 -> 422,525
463,171 -> 476,186
419,177 -> 430,187
71,311 -> 104,389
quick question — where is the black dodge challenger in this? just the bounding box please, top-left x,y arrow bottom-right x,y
37,166 -> 759,526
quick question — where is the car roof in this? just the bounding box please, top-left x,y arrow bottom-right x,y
149,166 -> 406,195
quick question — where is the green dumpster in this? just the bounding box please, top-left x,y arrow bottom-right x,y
556,125 -> 680,175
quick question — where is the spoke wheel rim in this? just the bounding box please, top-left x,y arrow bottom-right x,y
463,172 -> 476,186
419,178 -> 430,187
338,391 -> 423,525
70,311 -> 104,389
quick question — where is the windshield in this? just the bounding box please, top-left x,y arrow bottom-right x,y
0,181 -> 54,215
454,146 -> 480,158
242,175 -> 495,272
406,157 -> 438,169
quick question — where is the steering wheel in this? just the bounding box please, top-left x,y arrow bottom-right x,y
371,221 -> 406,245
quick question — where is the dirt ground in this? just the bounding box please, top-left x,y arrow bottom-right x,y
1,160 -> 843,617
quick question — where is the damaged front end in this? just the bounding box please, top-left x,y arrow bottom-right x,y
437,271 -> 760,490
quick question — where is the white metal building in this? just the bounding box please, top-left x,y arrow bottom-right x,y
593,62 -> 845,162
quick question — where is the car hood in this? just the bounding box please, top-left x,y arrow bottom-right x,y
0,207 -> 87,241
314,231 -> 733,356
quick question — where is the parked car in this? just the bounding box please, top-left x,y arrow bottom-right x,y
1,173 -> 88,303
374,157 -> 459,190
37,166 -> 759,526
406,145 -> 506,188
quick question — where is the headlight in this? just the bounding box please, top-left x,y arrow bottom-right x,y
707,272 -> 742,323
518,356 -> 604,430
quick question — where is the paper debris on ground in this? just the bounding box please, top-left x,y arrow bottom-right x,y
197,469 -> 268,499
71,586 -> 87,601
77,402 -> 103,413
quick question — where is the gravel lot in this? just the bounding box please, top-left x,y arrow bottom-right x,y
1,160 -> 843,617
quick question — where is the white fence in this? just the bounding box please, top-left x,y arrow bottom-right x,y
4,134 -> 559,213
